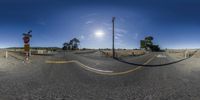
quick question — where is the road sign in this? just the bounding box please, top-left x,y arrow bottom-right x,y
22,30 -> 32,63
24,44 -> 30,51
23,37 -> 30,43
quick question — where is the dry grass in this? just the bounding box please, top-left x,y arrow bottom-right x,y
0,51 -> 5,57
167,50 -> 185,59
192,50 -> 200,58
166,49 -> 199,59
100,50 -> 145,58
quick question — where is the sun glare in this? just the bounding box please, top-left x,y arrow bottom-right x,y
95,30 -> 104,38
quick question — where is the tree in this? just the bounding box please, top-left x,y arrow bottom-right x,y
140,36 -> 160,51
63,42 -> 69,50
145,36 -> 153,46
63,38 -> 80,50
71,38 -> 80,50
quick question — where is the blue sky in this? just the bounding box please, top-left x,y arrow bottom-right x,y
0,0 -> 200,49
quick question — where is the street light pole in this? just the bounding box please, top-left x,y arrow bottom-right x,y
112,17 -> 115,58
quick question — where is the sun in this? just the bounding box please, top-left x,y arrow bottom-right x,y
95,30 -> 104,38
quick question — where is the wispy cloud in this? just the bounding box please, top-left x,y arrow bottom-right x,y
116,33 -> 123,37
134,33 -> 139,39
81,13 -> 98,19
38,21 -> 46,26
78,35 -> 85,40
115,39 -> 128,49
103,22 -> 111,27
85,20 -> 94,24
108,27 -> 127,34
115,36 -> 119,40
116,28 -> 128,34
115,32 -> 124,40
108,27 -> 127,41
118,17 -> 126,23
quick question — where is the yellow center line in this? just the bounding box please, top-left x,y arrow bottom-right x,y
143,55 -> 155,65
45,55 -> 156,76
45,60 -> 75,64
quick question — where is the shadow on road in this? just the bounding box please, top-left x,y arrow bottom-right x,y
114,57 -> 187,67
114,49 -> 199,67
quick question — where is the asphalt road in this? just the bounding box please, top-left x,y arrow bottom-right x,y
0,50 -> 200,100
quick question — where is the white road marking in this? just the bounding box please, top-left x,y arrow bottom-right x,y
144,55 -> 156,64
157,54 -> 166,58
74,61 -> 113,73
45,60 -> 113,73
45,55 -> 156,75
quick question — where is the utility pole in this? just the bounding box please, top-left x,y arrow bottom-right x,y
112,17 -> 115,58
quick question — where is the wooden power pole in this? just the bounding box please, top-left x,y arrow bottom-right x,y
112,17 -> 115,58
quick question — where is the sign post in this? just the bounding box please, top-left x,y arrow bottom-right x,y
23,30 -> 32,63
112,17 -> 115,58
5,50 -> 8,59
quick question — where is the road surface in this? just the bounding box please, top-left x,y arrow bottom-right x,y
0,50 -> 199,100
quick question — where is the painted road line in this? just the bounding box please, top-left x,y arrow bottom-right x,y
109,55 -> 156,75
45,55 -> 156,75
157,54 -> 166,58
46,60 -> 113,73
75,55 -> 155,75
45,60 -> 75,64
105,55 -> 157,75
74,61 -> 113,73
103,66 -> 143,75
92,62 -> 100,67
143,55 -> 155,65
